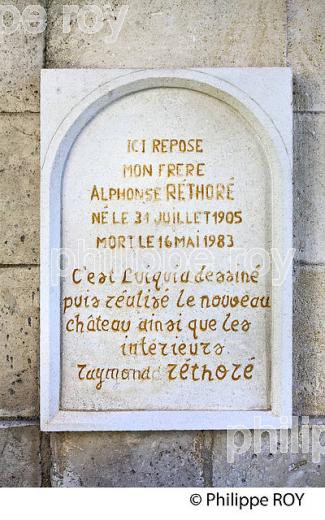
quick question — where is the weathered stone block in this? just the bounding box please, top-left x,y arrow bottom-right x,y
46,0 -> 286,68
0,1 -> 45,112
293,113 -> 325,264
0,114 -> 39,264
293,265 -> 325,415
50,431 -> 210,486
288,0 -> 325,111
0,267 -> 39,417
0,425 -> 41,486
212,422 -> 325,486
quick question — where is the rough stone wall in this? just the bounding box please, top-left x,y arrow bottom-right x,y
0,0 -> 324,487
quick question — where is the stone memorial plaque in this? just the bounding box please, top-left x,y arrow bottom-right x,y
41,68 -> 292,431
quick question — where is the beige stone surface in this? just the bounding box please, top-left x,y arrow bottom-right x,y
294,113 -> 325,264
0,0 -> 45,112
0,425 -> 41,486
293,265 -> 325,416
50,431 -> 209,486
212,422 -> 325,486
0,267 -> 39,417
46,0 -> 286,68
0,114 -> 39,264
288,0 -> 325,111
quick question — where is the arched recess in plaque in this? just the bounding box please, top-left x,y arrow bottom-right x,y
41,69 -> 292,431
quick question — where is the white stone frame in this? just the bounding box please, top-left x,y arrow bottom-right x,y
40,68 -> 292,431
